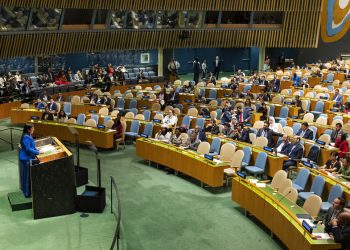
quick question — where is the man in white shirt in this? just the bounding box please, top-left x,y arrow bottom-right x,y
162,109 -> 178,127
202,60 -> 207,79
275,134 -> 291,153
213,56 -> 222,79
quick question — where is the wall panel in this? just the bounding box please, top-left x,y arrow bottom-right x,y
0,0 -> 321,11
0,0 -> 323,57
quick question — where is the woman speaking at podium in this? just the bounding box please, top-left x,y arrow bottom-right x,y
19,124 -> 40,197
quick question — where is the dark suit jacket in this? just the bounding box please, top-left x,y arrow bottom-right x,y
221,110 -> 232,124
210,125 -> 220,135
236,110 -> 251,123
272,78 -> 281,92
276,140 -> 291,154
256,128 -> 279,147
324,207 -> 344,233
239,129 -> 251,143
332,223 -> 350,250
213,60 -> 222,70
331,129 -> 344,143
49,102 -> 58,112
56,96 -> 65,102
296,128 -> 314,140
287,143 -> 303,160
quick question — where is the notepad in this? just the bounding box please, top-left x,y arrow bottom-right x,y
313,233 -> 332,240
249,179 -> 258,184
256,183 -> 266,188
213,159 -> 222,164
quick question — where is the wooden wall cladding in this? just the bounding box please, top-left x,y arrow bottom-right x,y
0,0 -> 322,11
0,0 -> 322,57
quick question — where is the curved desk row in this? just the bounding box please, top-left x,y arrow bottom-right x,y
135,138 -> 229,187
31,120 -> 116,149
298,164 -> 350,202
232,176 -> 340,250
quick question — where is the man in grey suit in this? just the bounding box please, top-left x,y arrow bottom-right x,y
331,123 -> 345,143
323,197 -> 346,233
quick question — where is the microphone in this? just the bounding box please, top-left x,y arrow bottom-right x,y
279,190 -> 292,203
274,147 -> 278,157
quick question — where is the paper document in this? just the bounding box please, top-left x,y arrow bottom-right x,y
213,159 -> 222,164
256,183 -> 266,188
312,233 -> 332,240
248,179 -> 258,184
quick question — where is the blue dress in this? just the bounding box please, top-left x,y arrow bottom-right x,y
19,134 -> 40,197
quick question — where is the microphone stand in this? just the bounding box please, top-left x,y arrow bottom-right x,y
68,127 -> 88,187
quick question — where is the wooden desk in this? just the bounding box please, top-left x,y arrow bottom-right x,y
280,80 -> 292,90
31,120 -> 116,149
307,77 -> 321,87
116,97 -> 158,110
232,176 -> 340,250
0,101 -> 21,119
136,138 -> 229,187
204,87 -> 233,98
298,165 -> 350,202
251,113 -> 262,124
302,140 -> 339,166
327,111 -> 350,125
286,118 -> 333,138
70,103 -> 104,117
179,93 -> 195,104
10,108 -> 44,124
207,135 -> 288,178
274,104 -> 300,117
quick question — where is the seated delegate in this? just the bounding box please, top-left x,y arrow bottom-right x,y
334,156 -> 350,179
170,128 -> 188,147
331,211 -> 350,249
162,109 -> 178,127
154,125 -> 172,143
319,152 -> 340,173
282,136 -> 303,171
335,133 -> 349,158
323,197 -> 345,234
187,132 -> 200,151
296,122 -> 313,140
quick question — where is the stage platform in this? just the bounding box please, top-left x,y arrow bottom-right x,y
7,191 -> 32,211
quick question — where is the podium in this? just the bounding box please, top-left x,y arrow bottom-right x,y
30,137 -> 76,219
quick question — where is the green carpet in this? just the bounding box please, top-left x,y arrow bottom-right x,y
0,116 -> 284,250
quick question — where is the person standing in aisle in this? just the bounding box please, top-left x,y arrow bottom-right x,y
193,57 -> 201,84
201,60 -> 207,79
213,56 -> 222,79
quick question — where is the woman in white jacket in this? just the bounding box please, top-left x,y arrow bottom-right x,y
155,125 -> 172,143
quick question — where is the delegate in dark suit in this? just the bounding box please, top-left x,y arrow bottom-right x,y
48,101 -> 58,112
331,128 -> 344,143
324,206 -> 344,233
296,128 -> 313,140
213,56 -> 222,79
271,78 -> 281,92
332,224 -> 350,250
256,128 -> 280,147
275,139 -> 291,154
282,139 -> 303,170
239,128 -> 251,143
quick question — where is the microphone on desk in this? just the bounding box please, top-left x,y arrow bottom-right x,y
279,190 -> 292,202
274,147 -> 278,157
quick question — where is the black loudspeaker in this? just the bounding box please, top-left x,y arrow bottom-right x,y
76,186 -> 106,213
75,166 -> 89,187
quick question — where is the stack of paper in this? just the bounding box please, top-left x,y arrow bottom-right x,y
312,233 -> 332,240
